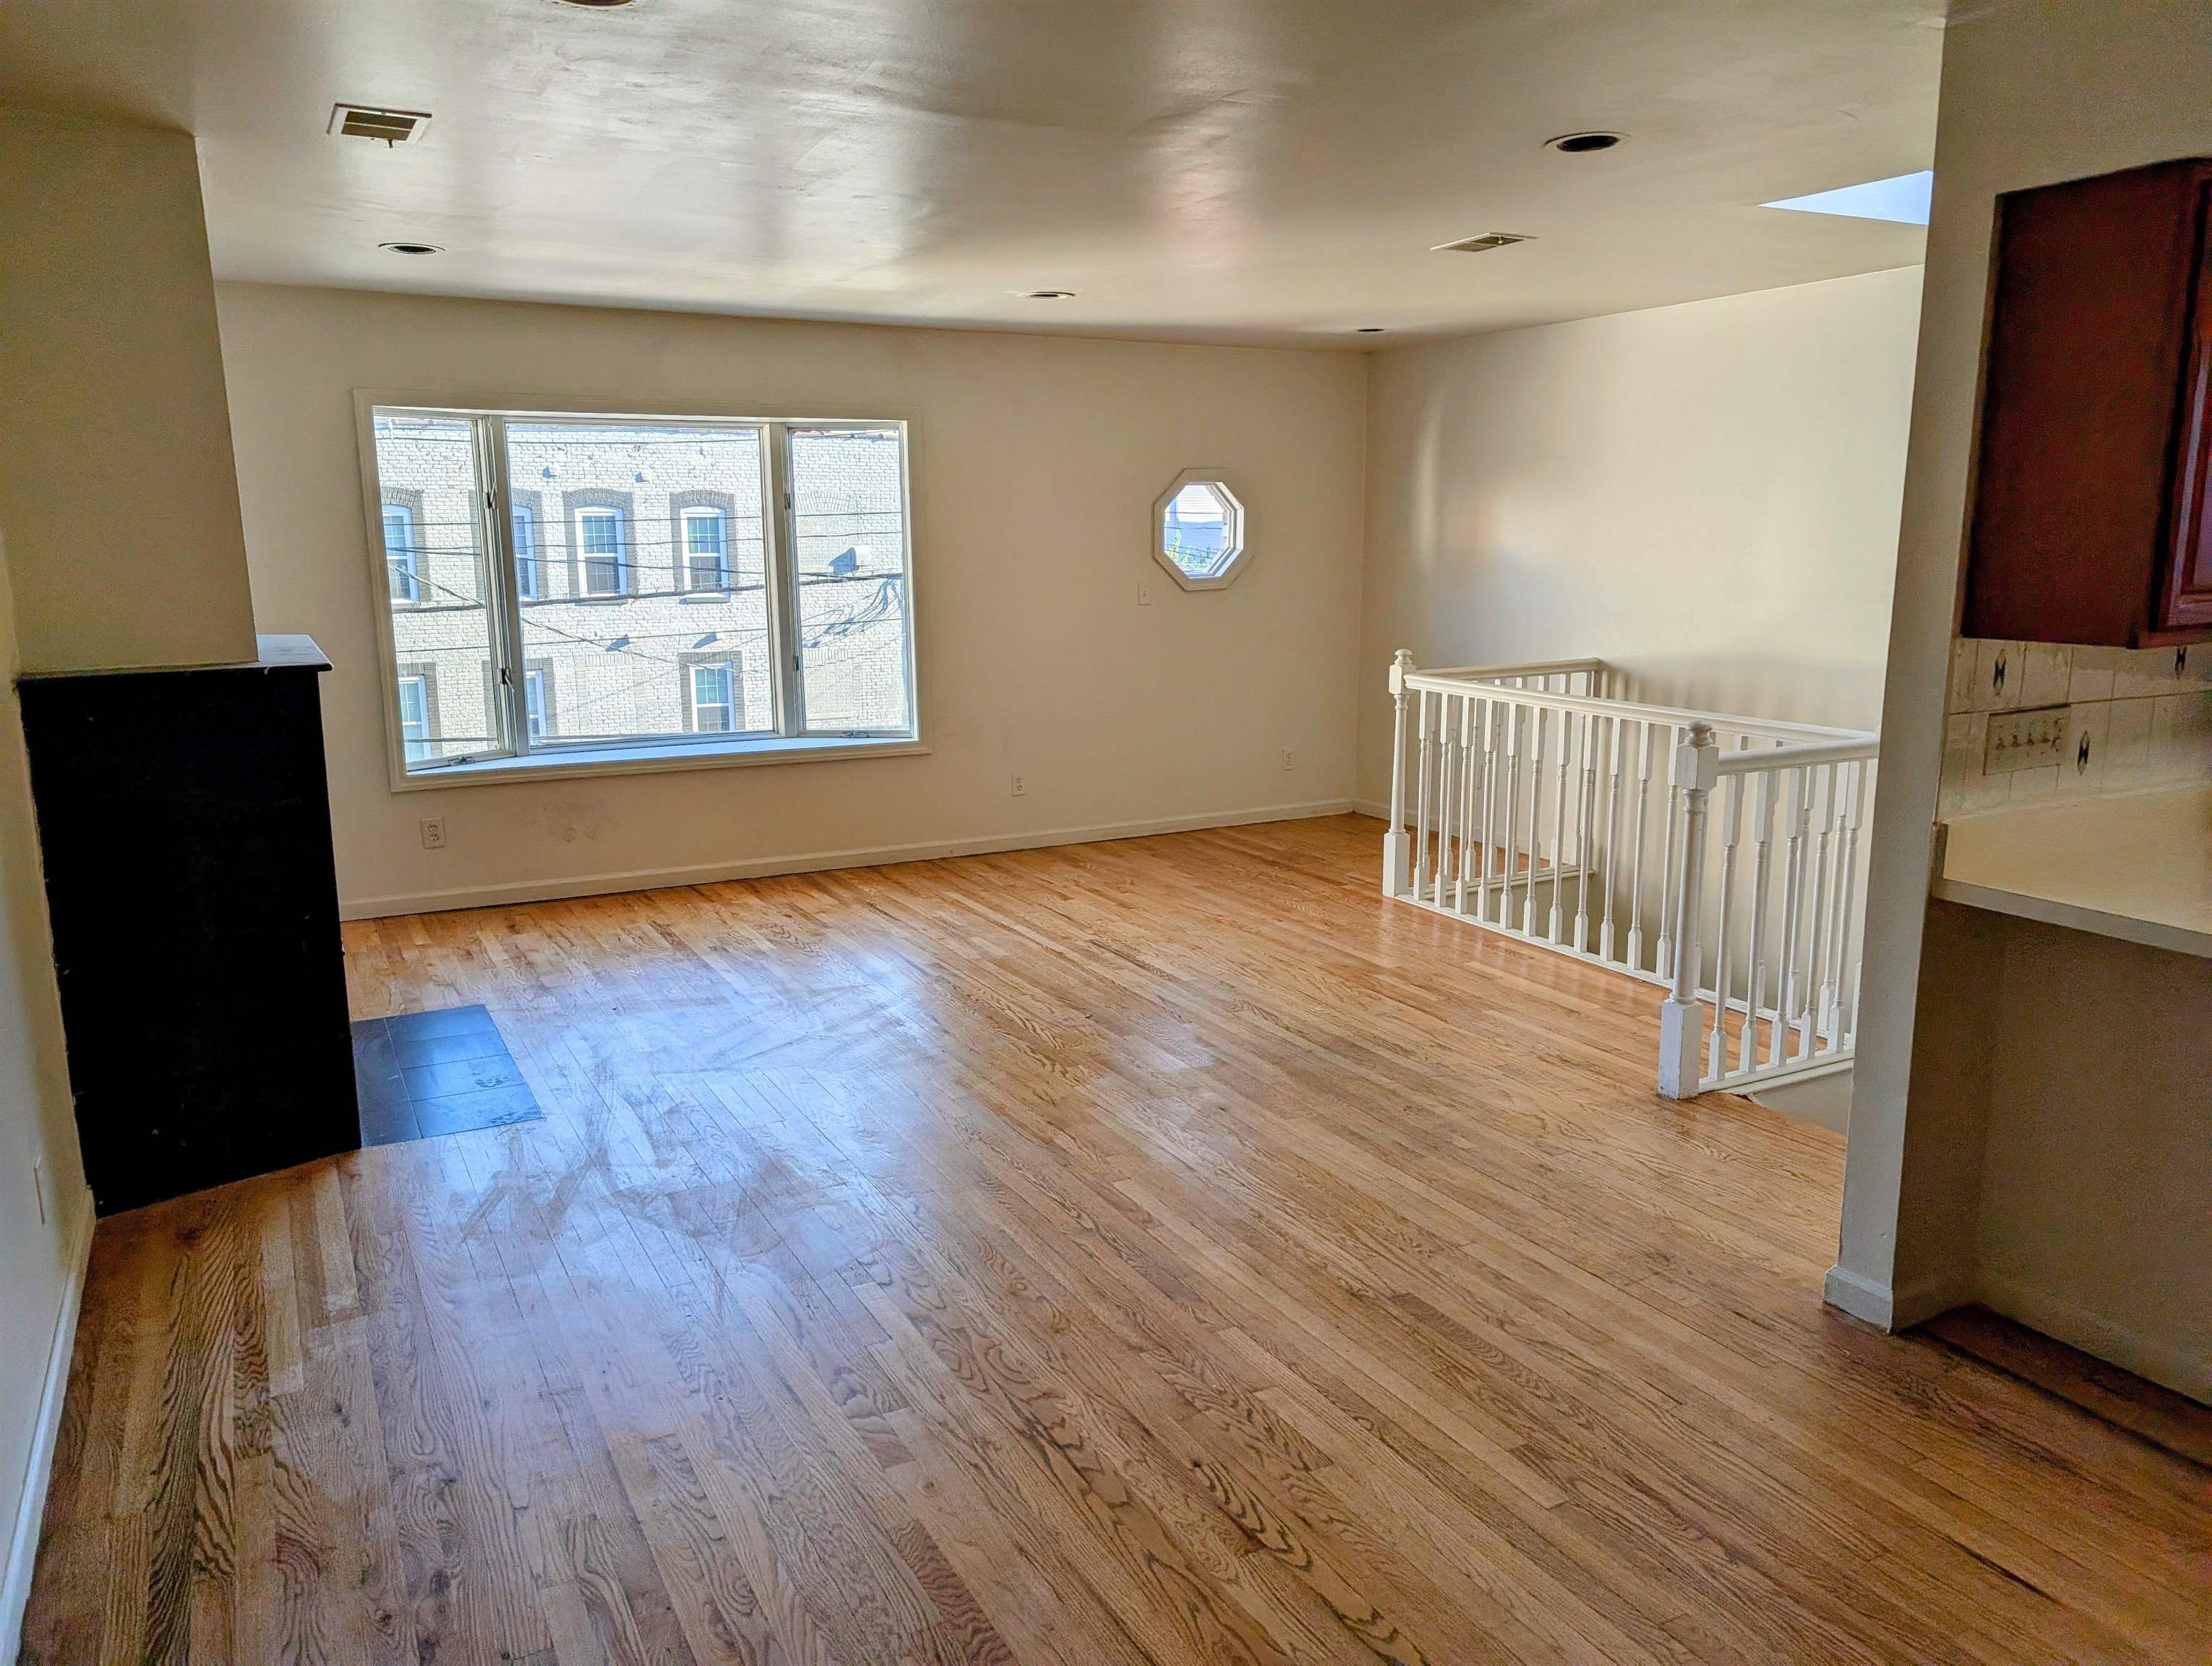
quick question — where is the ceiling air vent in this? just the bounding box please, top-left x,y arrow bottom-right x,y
1432,231 -> 1532,255
327,103 -> 432,146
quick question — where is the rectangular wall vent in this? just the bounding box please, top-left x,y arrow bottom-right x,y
1431,231 -> 1532,254
328,103 -> 432,146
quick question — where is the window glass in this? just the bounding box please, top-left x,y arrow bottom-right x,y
577,506 -> 627,597
524,668 -> 549,739
505,422 -> 773,746
397,675 -> 432,761
1164,482 -> 1229,577
513,504 -> 539,601
369,413 -> 500,764
682,508 -> 729,591
789,427 -> 912,733
689,660 -> 737,732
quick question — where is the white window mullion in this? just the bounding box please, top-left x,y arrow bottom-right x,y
766,422 -> 805,738
481,414 -> 529,760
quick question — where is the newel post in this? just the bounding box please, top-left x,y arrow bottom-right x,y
1382,649 -> 1415,895
1657,721 -> 1719,1098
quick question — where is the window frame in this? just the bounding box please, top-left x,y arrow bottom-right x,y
355,393 -> 922,791
1150,468 -> 1250,591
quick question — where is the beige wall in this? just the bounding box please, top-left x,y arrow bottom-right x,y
0,107 -> 257,675
1835,0 -> 2212,1399
0,521 -> 89,1642
215,283 -> 1368,915
1354,266 -> 1921,811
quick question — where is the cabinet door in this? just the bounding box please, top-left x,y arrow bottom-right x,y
2161,184 -> 2212,635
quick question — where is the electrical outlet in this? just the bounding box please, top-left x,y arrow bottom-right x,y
1011,772 -> 1027,797
419,816 -> 448,850
33,1157 -> 47,1226
1983,704 -> 2070,774
1138,577 -> 1153,606
1281,748 -> 1296,771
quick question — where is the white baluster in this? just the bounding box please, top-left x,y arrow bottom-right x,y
1478,699 -> 1503,923
1600,716 -> 1625,964
1739,769 -> 1779,1077
1451,690 -> 1468,911
1658,723 -> 1718,1098
1413,687 -> 1434,900
1549,709 -> 1572,944
1383,649 -> 1413,895
1501,704 -> 1522,934
1627,722 -> 1655,970
1656,725 -> 1683,980
1573,712 -> 1597,952
1827,761 -> 1867,1041
1801,764 -> 1839,1051
1770,766 -> 1812,1068
1431,692 -> 1456,906
1705,771 -> 1746,1081
1522,706 -> 1547,936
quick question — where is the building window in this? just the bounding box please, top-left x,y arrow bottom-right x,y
513,503 -> 540,601
575,505 -> 627,597
524,667 -> 550,740
364,406 -> 916,779
680,506 -> 729,593
397,673 -> 432,761
687,659 -> 738,732
384,504 -> 419,603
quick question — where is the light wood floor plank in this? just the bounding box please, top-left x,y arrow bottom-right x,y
20,815 -> 2210,1663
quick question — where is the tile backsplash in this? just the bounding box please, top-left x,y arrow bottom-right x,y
1940,638 -> 2212,819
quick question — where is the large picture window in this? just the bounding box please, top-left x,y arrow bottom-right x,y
362,405 -> 916,781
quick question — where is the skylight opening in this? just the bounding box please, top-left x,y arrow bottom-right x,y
1762,170 -> 1932,226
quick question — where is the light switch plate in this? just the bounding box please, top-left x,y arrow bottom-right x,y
1983,704 -> 2070,774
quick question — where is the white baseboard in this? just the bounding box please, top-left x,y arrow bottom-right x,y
1,1187 -> 94,1666
1350,798 -> 1389,821
1822,1262 -> 1971,1332
340,798 -> 1357,920
1822,1262 -> 1896,1328
1974,1269 -> 2211,1406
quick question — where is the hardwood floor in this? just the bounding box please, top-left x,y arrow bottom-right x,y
21,815 -> 2211,1664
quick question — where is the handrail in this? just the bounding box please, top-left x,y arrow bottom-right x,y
1384,650 -> 1876,1101
1403,667 -> 1873,747
1424,657 -> 1610,680
1715,737 -> 1879,774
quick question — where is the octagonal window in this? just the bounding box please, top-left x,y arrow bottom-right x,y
1152,471 -> 1248,589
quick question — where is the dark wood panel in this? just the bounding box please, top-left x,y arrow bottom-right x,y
20,817 -> 2211,1662
1964,158 -> 2212,646
17,650 -> 357,1213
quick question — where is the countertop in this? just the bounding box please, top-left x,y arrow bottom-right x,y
1934,783 -> 2212,960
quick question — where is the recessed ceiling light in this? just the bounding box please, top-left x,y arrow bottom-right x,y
1762,170 -> 1932,226
555,0 -> 638,7
379,242 -> 444,256
1547,131 -> 1624,155
1017,289 -> 1076,300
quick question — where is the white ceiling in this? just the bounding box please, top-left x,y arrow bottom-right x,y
0,0 -> 1945,349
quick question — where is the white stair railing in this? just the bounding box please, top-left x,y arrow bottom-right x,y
1383,652 -> 1877,1098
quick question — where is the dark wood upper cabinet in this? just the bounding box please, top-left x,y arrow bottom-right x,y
1965,158 -> 2212,646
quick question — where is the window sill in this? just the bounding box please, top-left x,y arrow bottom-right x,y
393,732 -> 927,792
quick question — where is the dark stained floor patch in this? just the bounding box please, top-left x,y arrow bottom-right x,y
351,1004 -> 541,1146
